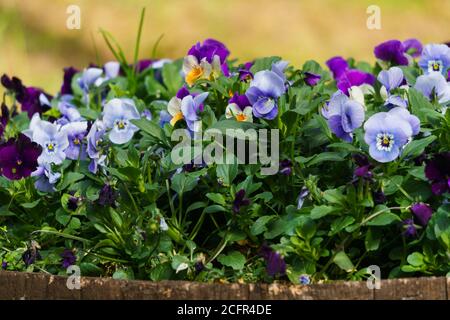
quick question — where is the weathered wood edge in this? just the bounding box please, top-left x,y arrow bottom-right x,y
0,271 -> 448,300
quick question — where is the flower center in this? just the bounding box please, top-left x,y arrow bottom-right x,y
16,159 -> 23,166
186,66 -> 204,86
115,119 -> 128,131
73,138 -> 81,145
428,60 -> 443,73
46,142 -> 57,153
376,133 -> 395,151
236,113 -> 247,122
170,112 -> 184,126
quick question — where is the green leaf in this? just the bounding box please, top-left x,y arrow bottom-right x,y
401,135 -> 436,160
109,208 -> 123,228
365,228 -> 381,251
186,201 -> 207,214
58,172 -> 85,191
21,199 -> 41,209
310,205 -> 336,220
0,205 -> 16,216
204,205 -> 227,214
323,189 -> 346,205
150,262 -> 174,281
145,75 -> 168,98
171,255 -> 190,273
383,175 -> 403,195
330,216 -> 355,235
162,63 -> 183,95
171,173 -> 198,195
305,152 -> 346,167
206,193 -> 226,206
333,251 -> 354,272
131,118 -> 167,144
366,212 -> 400,226
406,252 -> 424,267
251,215 -> 276,236
216,162 -> 238,186
217,251 -> 246,270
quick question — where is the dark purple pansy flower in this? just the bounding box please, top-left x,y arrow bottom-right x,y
61,249 -> 76,269
98,184 -> 118,207
353,154 -> 373,179
22,242 -> 41,267
188,38 -> 230,65
336,69 -> 375,95
194,261 -> 204,273
176,86 -> 190,99
0,103 -> 10,138
60,67 -> 78,95
233,189 -> 250,213
0,134 -> 41,180
1,261 -> 7,270
304,72 -> 321,86
136,59 -> 154,73
260,244 -> 286,277
1,74 -> 25,101
374,40 -> 409,65
402,38 -> 423,58
411,203 -> 433,226
402,219 -> 417,237
229,93 -> 251,110
425,152 -> 450,195
279,159 -> 292,176
326,56 -> 348,79
67,196 -> 79,211
20,87 -> 52,118
373,191 -> 387,205
238,61 -> 254,81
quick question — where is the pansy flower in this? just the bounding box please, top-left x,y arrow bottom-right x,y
61,249 -> 76,269
0,103 -> 10,138
0,134 -> 41,180
410,203 -> 433,226
31,162 -> 61,193
60,67 -> 78,95
61,121 -> 88,160
304,72 -> 321,87
56,96 -> 84,126
103,98 -> 140,144
167,87 -> 191,126
322,91 -> 365,142
377,66 -> 408,108
402,219 -> 417,237
167,89 -> 209,132
260,244 -> 286,277
245,70 -> 286,120
225,93 -> 253,122
374,39 -> 422,66
183,39 -> 230,86
363,107 -> 418,162
233,189 -> 250,213
32,120 -> 69,165
238,61 -> 254,81
86,120 -> 107,174
418,44 -> 450,75
414,72 -> 450,105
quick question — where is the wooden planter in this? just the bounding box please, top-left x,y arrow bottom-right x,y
0,271 -> 448,300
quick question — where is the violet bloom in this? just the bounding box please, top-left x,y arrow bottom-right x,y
414,72 -> 450,105
353,154 -> 373,179
0,103 -> 10,138
425,152 -> 450,195
103,98 -> 140,144
168,91 -> 209,132
402,219 -> 417,237
377,66 -> 407,108
373,190 -> 387,204
31,163 -> 61,193
304,72 -> 321,87
159,110 -> 172,127
98,184 -> 118,207
326,56 -> 349,79
260,244 -> 286,277
418,44 -> 450,75
233,189 -> 250,213
20,87 -> 52,118
61,121 -> 88,160
32,120 -> 69,165
1,261 -> 7,270
238,61 -> 254,81
1,74 -> 25,101
322,91 -> 365,142
364,107 -> 417,162
279,159 -> 292,176
403,39 -> 423,58
299,274 -> 311,285
245,70 -> 286,120
297,187 -> 309,209
0,134 -> 41,180
183,39 -> 230,86
374,40 -> 409,66
410,203 -> 433,226
61,249 -> 76,269
57,96 -> 84,126
60,67 -> 78,95
86,120 -> 107,174
225,93 -> 253,122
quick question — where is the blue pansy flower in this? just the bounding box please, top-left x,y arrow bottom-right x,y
32,121 -> 69,165
414,72 -> 450,105
245,70 -> 286,120
61,121 -> 88,160
418,44 -> 450,75
322,91 -> 365,142
103,98 -> 140,144
31,163 -> 61,193
377,66 -> 408,108
86,120 -> 107,173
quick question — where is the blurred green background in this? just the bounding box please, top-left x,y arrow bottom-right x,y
1,0 -> 449,94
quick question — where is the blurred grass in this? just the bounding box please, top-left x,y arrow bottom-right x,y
0,0 -> 449,94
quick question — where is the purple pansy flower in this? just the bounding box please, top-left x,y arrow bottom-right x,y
0,103 -> 10,138
60,67 -> 78,95
353,154 -> 373,179
326,57 -> 374,95
86,120 -> 107,174
238,61 -> 254,81
103,98 -> 140,144
403,39 -> 423,57
31,163 -> 61,193
279,159 -> 292,176
418,44 -> 450,75
1,74 -> 25,101
98,184 -> 118,207
0,134 -> 41,180
260,244 -> 286,277
322,91 -> 365,142
326,56 -> 348,79
1,261 -> 7,270
425,152 -> 450,195
304,72 -> 321,87
61,249 -> 76,269
233,189 -> 250,213
363,107 -> 417,162
61,121 -> 88,160
414,72 -> 450,105
297,187 -> 309,209
32,120 -> 69,165
245,70 -> 286,120
20,87 -> 52,118
402,219 -> 417,237
374,40 -> 409,66
225,93 -> 253,122
410,203 -> 433,226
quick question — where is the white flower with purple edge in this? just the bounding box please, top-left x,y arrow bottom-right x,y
32,120 -> 69,165
61,121 -> 88,160
418,44 -> 450,75
377,66 -> 408,108
103,98 -> 140,144
414,72 -> 450,105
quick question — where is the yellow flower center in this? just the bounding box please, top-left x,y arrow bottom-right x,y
73,138 -> 80,145
236,113 -> 247,122
16,160 -> 23,166
186,66 -> 204,86
170,112 -> 184,126
47,143 -> 54,151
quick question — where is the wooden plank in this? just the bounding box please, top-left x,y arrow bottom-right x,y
0,271 -> 447,300
374,277 -> 447,300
